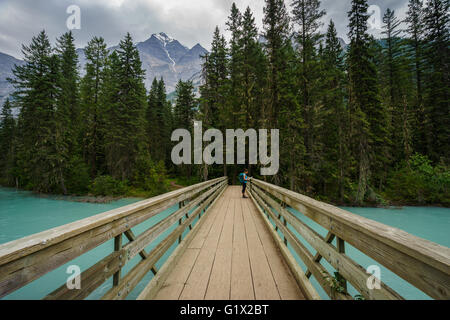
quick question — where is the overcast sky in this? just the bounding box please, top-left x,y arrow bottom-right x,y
0,0 -> 411,59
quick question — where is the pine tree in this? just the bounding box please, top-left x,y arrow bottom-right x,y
199,27 -> 229,177
80,37 -> 109,178
0,99 -> 16,185
321,20 -> 350,201
240,7 -> 267,130
103,33 -> 148,181
174,80 -> 196,129
405,0 -> 427,154
382,9 -> 413,163
147,78 -> 172,165
262,0 -> 291,128
54,31 -> 82,194
173,80 -> 196,178
291,0 -> 326,191
422,0 -> 449,162
226,3 -> 244,132
200,27 -> 229,129
9,31 -> 64,192
347,0 -> 389,203
382,9 -> 402,107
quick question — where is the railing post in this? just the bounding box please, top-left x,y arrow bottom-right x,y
178,201 -> 184,244
281,202 -> 288,246
113,234 -> 123,286
336,237 -> 347,292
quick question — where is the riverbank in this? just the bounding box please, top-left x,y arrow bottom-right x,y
0,177 -> 195,204
2,182 -> 448,207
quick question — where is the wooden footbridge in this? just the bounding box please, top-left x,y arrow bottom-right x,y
0,177 -> 449,300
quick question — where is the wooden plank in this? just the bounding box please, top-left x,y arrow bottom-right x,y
177,190 -> 230,300
153,192 -> 228,300
143,186 -> 228,300
188,191 -> 226,250
43,182 -> 227,301
0,177 -> 226,265
44,251 -> 122,300
248,190 -> 321,300
124,230 -> 148,260
241,198 -> 280,300
244,199 -> 304,300
306,232 -> 335,278
230,197 -> 255,300
113,234 -> 123,286
104,184 -> 226,300
125,183 -> 223,260
251,179 -> 450,300
251,187 -> 351,300
252,185 -> 402,300
154,248 -> 200,300
204,192 -> 234,300
0,177 -> 227,298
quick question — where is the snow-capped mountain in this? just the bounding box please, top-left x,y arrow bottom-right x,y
0,52 -> 24,108
0,32 -> 208,110
76,32 -> 207,93
135,32 -> 208,92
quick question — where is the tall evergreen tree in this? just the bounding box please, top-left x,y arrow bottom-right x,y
173,80 -> 196,178
240,7 -> 267,131
200,27 -> 229,129
103,33 -> 148,181
147,78 -> 172,165
9,31 -> 64,192
174,80 -> 196,129
291,0 -> 326,191
347,0 -> 389,203
405,0 -> 427,153
226,3 -> 244,132
80,36 -> 109,177
422,0 -> 449,162
262,0 -> 291,128
0,99 -> 16,185
382,9 -> 413,163
54,31 -> 82,193
199,27 -> 229,177
320,20 -> 350,201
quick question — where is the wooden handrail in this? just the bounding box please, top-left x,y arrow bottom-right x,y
249,178 -> 450,300
0,177 -> 227,299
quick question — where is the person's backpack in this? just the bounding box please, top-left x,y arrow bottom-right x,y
238,173 -> 244,183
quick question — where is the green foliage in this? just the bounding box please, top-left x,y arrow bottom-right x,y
2,1 -> 448,206
147,78 -> 173,165
324,272 -> 349,296
90,175 -> 128,196
387,154 -> 450,205
133,156 -> 170,196
64,156 -> 91,195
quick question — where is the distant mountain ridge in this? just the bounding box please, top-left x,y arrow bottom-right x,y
0,52 -> 24,108
0,33 -> 351,110
0,32 -> 208,110
77,32 -> 208,93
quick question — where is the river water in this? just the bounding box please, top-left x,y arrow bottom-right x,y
0,187 -> 448,300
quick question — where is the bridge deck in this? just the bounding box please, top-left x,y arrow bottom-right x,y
153,186 -> 305,300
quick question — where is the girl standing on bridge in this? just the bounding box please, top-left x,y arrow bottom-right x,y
239,169 -> 250,199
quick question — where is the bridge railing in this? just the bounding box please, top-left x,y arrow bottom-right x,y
248,178 -> 450,300
0,177 -> 227,300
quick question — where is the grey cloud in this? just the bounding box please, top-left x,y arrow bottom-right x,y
0,0 -> 409,59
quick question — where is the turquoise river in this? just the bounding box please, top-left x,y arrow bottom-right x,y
0,187 -> 448,300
